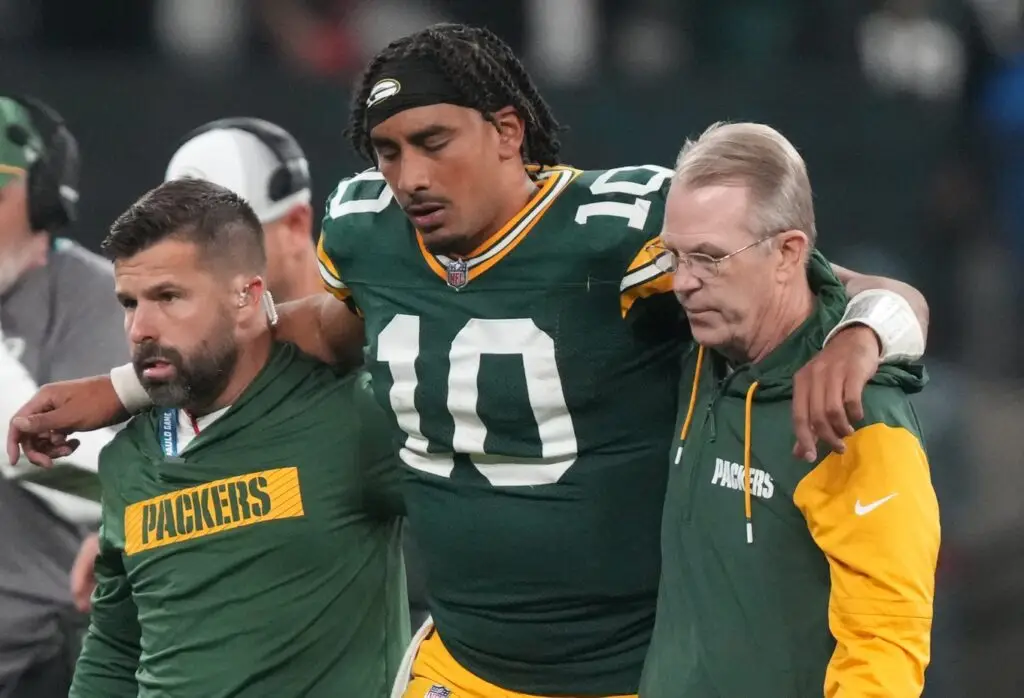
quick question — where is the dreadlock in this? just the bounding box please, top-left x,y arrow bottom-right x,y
346,24 -> 564,167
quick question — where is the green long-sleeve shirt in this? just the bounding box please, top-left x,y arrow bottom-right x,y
71,342 -> 410,698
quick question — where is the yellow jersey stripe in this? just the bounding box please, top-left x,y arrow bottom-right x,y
0,164 -> 26,177
620,260 -> 664,293
620,264 -> 672,317
407,626 -> 639,698
620,236 -> 673,317
794,423 -> 939,697
316,234 -> 343,282
315,234 -> 351,301
417,241 -> 448,282
463,170 -> 561,258
625,236 -> 665,273
417,167 -> 579,285
318,263 -> 351,301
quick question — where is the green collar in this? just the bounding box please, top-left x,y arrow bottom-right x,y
712,250 -> 925,400
145,341 -> 312,450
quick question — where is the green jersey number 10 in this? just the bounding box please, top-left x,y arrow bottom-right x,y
326,165 -> 673,486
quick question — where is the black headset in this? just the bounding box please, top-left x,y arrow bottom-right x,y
177,117 -> 310,204
5,94 -> 79,233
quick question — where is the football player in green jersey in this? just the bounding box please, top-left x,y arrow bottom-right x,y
8,24 -> 928,698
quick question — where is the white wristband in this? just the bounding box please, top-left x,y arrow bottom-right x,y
109,363 -> 153,415
824,289 -> 925,363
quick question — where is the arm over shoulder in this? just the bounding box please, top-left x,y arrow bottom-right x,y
794,400 -> 940,698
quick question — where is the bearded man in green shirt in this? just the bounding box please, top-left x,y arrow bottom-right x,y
69,178 -> 409,698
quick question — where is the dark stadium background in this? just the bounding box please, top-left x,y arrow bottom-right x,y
3,0 -> 1022,694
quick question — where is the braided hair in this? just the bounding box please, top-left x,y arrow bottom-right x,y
346,24 -> 564,166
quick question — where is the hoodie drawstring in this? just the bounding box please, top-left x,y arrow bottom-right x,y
675,346 -> 705,462
743,381 -> 759,544
677,346 -> 759,546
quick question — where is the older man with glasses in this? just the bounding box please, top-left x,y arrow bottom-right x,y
641,121 -> 940,698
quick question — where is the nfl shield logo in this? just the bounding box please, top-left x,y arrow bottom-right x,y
446,258 -> 468,290
425,685 -> 452,698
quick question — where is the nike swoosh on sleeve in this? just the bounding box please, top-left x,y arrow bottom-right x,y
854,492 -> 899,516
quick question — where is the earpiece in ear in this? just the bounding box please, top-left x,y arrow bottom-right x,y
262,290 -> 279,327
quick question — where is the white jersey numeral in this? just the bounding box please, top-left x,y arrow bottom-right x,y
377,315 -> 454,478
573,164 -> 673,230
377,315 -> 579,487
327,170 -> 394,219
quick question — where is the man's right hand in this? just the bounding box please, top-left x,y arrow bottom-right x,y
71,532 -> 100,613
6,375 -> 128,467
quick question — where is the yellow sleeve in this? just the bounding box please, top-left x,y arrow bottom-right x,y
620,235 -> 673,318
793,423 -> 940,698
316,232 -> 352,303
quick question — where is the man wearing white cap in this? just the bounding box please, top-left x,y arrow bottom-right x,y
165,117 -> 323,303
168,117 -> 432,629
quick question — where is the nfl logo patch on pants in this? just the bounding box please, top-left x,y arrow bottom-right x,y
425,685 -> 452,698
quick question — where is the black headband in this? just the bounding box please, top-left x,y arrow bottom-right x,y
363,56 -> 473,132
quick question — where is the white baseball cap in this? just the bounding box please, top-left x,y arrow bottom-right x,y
165,123 -> 311,223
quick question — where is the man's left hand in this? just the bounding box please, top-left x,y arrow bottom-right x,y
791,325 -> 881,462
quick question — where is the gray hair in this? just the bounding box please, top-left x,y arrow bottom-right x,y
674,121 -> 816,246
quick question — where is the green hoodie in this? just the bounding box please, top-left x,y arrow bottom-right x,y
640,260 -> 940,698
71,342 -> 410,698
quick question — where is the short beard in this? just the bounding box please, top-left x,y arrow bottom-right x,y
133,331 -> 239,415
420,228 -> 478,257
